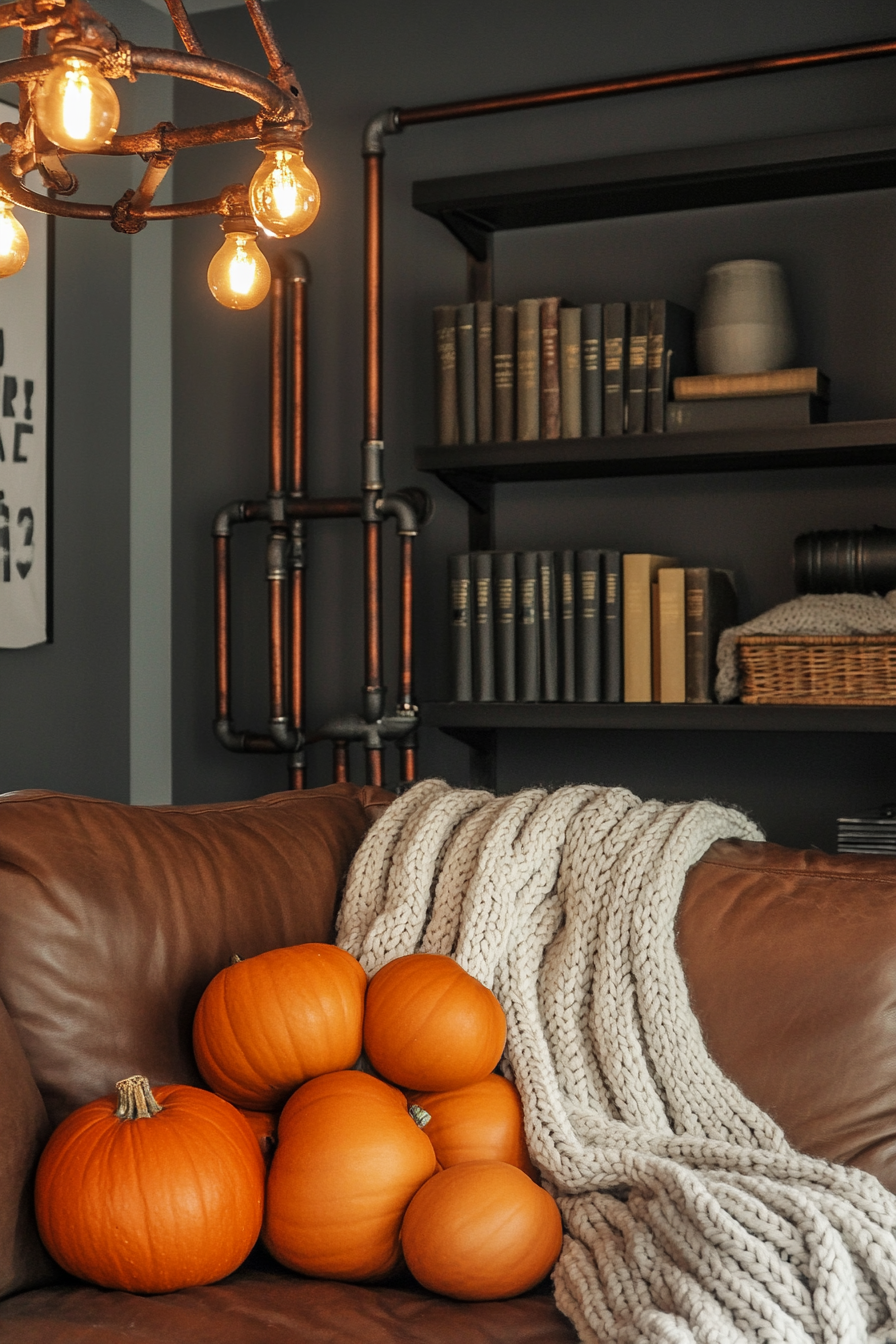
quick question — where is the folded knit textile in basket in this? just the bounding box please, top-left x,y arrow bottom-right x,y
715,590 -> 896,703
337,779 -> 896,1344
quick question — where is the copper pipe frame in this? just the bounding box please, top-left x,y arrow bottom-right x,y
360,35 -> 896,794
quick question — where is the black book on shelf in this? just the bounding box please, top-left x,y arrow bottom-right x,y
538,551 -> 559,702
516,552 -> 541,702
581,303 -> 603,437
575,549 -> 601,702
603,303 -> 628,437
626,300 -> 650,434
494,551 -> 516,703
448,553 -> 472,702
684,568 -> 737,704
667,393 -> 827,432
647,301 -> 694,433
434,305 -> 458,446
602,550 -> 622,703
472,550 -> 494,702
457,302 -> 476,446
560,550 -> 576,702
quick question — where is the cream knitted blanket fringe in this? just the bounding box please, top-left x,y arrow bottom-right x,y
337,779 -> 896,1344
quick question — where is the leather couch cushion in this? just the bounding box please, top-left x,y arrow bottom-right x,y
0,784 -> 390,1127
0,1266 -> 576,1343
679,838 -> 896,1193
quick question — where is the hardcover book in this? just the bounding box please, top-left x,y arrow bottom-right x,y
434,305 -> 458,445
603,302 -> 628,437
560,549 -> 576,702
457,302 -> 476,446
685,568 -> 738,703
646,301 -> 694,433
538,550 -> 559,702
516,551 -> 540,702
575,548 -> 601,702
560,307 -> 582,439
448,553 -> 472,701
494,305 -> 516,442
582,303 -> 603,437
658,567 -> 686,703
673,367 -> 830,401
472,550 -> 494,702
475,300 -> 494,442
517,299 -> 541,441
540,298 -> 562,440
667,393 -> 827,432
626,300 -> 650,435
601,550 -> 622,703
494,550 -> 517,703
623,553 -> 679,702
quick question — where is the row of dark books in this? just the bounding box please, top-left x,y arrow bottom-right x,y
837,806 -> 896,855
434,299 -> 693,446
449,551 -> 737,705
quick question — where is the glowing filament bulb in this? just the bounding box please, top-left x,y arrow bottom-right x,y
0,202 -> 29,279
249,146 -> 320,239
207,230 -> 271,310
32,55 -> 120,153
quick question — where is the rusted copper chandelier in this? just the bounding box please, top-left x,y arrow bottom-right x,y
0,0 -> 318,308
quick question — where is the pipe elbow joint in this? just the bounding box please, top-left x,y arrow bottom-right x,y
269,718 -> 301,751
215,718 -> 246,751
212,501 -> 246,538
362,108 -> 400,156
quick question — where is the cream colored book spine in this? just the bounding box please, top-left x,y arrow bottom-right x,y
673,367 -> 829,401
658,567 -> 686,703
623,554 -> 679,702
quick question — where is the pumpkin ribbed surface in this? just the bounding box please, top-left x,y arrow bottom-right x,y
193,942 -> 366,1110
363,953 -> 505,1091
263,1070 -> 436,1282
35,1078 -> 265,1294
408,1075 -> 537,1178
401,1160 -> 562,1301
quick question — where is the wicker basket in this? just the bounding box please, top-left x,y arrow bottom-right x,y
736,633 -> 896,705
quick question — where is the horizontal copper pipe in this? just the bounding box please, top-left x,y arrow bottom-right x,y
396,36 -> 896,126
286,497 -> 361,519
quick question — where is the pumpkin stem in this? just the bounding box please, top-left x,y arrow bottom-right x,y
230,954 -> 242,965
408,1104 -> 431,1129
114,1075 -> 163,1120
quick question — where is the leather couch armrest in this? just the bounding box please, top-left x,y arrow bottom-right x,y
0,994 -> 57,1299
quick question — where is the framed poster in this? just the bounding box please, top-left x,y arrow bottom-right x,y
0,92 -> 52,648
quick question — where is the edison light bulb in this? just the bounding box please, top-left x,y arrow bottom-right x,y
33,56 -> 120,153
207,230 -> 271,310
0,203 -> 29,279
249,147 -> 320,238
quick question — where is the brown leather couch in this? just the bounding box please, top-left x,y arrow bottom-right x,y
1,783 -> 896,1343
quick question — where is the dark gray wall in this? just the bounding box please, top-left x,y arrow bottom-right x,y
173,0 -> 896,849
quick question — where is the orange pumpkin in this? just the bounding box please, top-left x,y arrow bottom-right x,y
236,1106 -> 279,1166
401,1160 -> 562,1300
193,942 -> 366,1110
363,954 -> 506,1091
35,1075 -> 265,1294
264,1070 -> 436,1281
408,1075 -> 537,1178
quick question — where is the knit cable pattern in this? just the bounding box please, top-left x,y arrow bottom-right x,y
337,781 -> 896,1343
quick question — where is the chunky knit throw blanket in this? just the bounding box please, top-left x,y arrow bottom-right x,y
337,778 -> 896,1343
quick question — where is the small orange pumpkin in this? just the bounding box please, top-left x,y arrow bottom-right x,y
408,1075 -> 537,1178
235,1105 -> 279,1166
35,1075 -> 265,1294
264,1070 -> 436,1282
401,1160 -> 562,1300
193,942 -> 366,1110
364,954 -> 506,1091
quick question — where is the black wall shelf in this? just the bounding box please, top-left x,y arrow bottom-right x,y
423,701 -> 896,736
412,123 -> 896,260
415,420 -> 896,508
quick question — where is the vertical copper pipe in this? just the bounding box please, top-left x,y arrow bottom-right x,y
290,277 -> 307,498
333,740 -> 349,783
363,152 -> 385,788
270,275 -> 286,497
400,742 -> 416,785
289,763 -> 305,790
214,535 -> 231,722
398,534 -> 413,711
269,541 -> 287,722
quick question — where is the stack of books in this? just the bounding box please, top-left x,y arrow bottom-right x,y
668,368 -> 830,432
434,299 -> 693,445
836,807 -> 896,855
449,552 -> 737,706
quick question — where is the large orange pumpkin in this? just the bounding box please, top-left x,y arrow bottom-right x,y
363,954 -> 506,1091
35,1075 -> 265,1294
264,1070 -> 436,1281
401,1160 -> 562,1300
408,1075 -> 537,1178
193,942 -> 366,1110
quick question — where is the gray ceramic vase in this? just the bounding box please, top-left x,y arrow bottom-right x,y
696,259 -> 796,375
